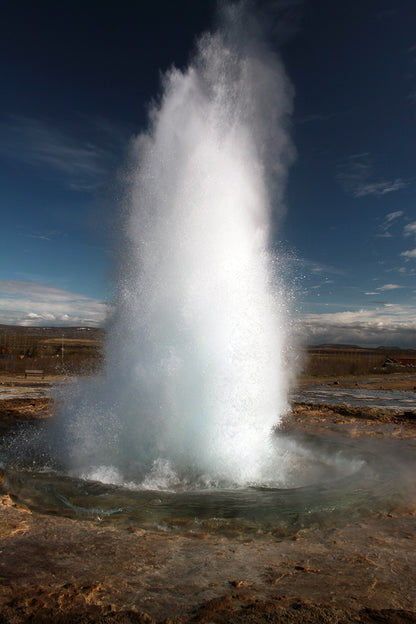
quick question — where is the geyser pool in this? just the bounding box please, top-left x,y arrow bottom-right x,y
2,417 -> 411,536
53,4 -> 296,488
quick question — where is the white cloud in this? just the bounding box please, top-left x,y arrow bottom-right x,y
298,304 -> 416,348
401,249 -> 416,259
385,210 -> 404,223
404,222 -> 416,237
376,283 -> 403,291
0,280 -> 107,326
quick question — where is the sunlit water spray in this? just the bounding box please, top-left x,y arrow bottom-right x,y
53,5 -> 297,489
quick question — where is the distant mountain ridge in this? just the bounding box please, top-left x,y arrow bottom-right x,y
0,327 -> 414,353
308,343 -> 416,353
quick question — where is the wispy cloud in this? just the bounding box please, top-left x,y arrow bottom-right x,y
0,280 -> 107,326
385,210 -> 404,223
293,256 -> 345,277
376,210 -> 404,238
376,283 -> 403,291
0,116 -> 128,192
310,279 -> 334,290
23,232 -> 54,241
355,179 -> 407,197
338,154 -> 409,198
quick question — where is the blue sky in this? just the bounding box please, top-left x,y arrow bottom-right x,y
1,0 -> 415,347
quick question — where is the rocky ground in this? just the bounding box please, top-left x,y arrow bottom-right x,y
0,375 -> 415,623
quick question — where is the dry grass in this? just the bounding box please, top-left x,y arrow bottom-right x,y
1,325 -> 414,379
0,326 -> 104,376
303,347 -> 415,377
41,338 -> 98,346
0,354 -> 102,376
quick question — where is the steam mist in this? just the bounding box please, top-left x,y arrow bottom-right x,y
56,4 -> 296,487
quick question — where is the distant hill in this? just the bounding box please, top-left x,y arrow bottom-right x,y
309,343 -> 416,354
0,328 -> 414,353
376,345 -> 416,353
0,325 -> 105,341
310,344 -> 362,350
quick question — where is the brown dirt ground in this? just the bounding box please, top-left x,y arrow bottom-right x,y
299,373 -> 416,392
0,387 -> 415,623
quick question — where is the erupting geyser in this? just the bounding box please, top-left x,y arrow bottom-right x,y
57,5 -> 296,488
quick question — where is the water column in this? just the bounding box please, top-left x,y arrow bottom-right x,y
61,5 -> 296,487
